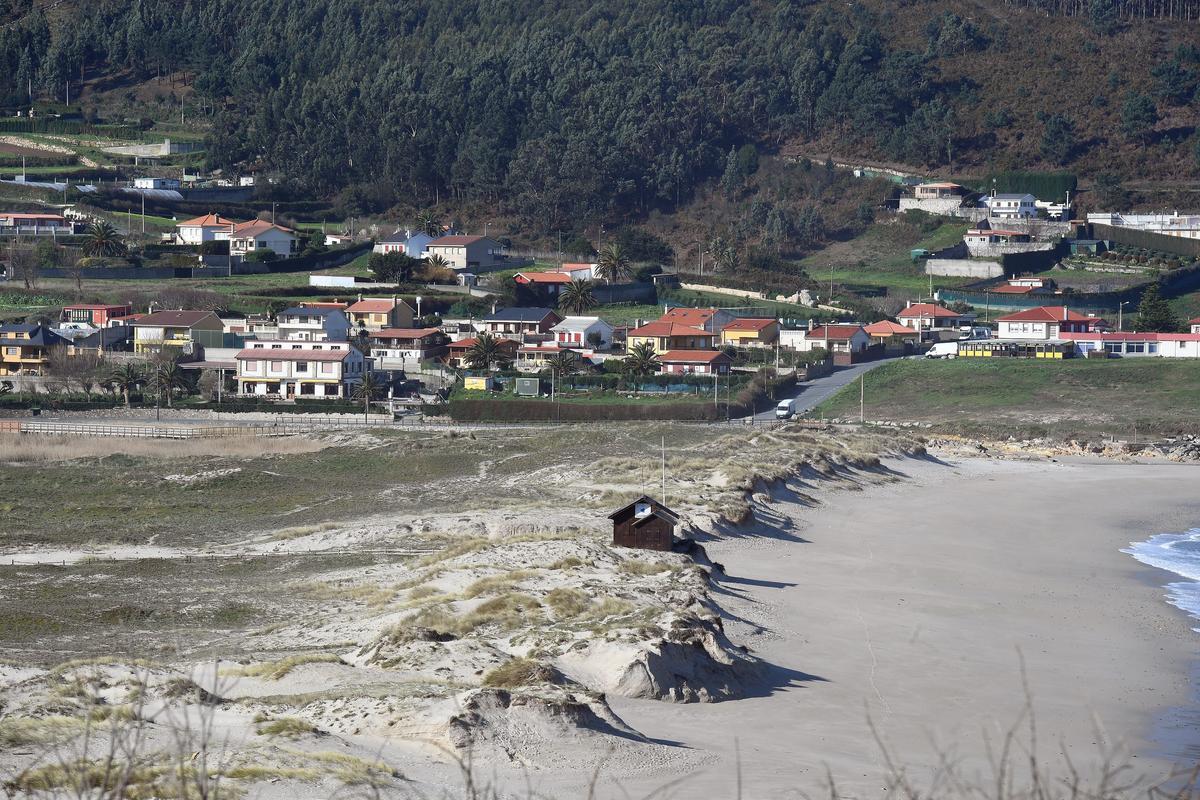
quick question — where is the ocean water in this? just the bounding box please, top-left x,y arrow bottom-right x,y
1123,528 -> 1200,631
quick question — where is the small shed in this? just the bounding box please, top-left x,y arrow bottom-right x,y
608,495 -> 680,551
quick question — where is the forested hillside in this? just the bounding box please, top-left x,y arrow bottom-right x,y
1,0 -> 1198,231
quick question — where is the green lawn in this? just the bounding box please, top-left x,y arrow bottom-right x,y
800,220 -> 975,295
814,358 -> 1200,438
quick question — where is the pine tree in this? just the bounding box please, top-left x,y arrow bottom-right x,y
1134,283 -> 1179,332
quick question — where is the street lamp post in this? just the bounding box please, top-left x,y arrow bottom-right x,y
1118,300 -> 1130,332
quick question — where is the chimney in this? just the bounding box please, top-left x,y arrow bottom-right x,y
807,318 -> 815,332
357,293 -> 363,302
1063,306 -> 1068,321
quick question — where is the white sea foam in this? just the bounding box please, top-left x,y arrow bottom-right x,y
1124,529 -> 1200,631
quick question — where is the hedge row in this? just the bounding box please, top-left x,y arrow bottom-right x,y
448,398 -> 726,422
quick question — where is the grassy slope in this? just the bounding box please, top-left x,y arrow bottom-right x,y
814,358 -> 1200,438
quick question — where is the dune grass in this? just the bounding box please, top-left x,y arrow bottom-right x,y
225,653 -> 343,681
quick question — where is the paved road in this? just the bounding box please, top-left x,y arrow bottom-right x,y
752,358 -> 894,421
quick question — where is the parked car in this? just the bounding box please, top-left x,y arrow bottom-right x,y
775,398 -> 798,419
958,326 -> 992,341
925,341 -> 959,359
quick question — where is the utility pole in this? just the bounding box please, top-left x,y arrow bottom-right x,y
829,263 -> 835,303
141,193 -> 145,234
859,373 -> 865,424
661,436 -> 666,504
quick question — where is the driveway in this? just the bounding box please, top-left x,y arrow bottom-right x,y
751,358 -> 893,421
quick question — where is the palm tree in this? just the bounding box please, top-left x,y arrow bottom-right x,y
82,221 -> 126,257
466,332 -> 503,371
546,350 -> 580,378
109,363 -> 143,408
595,244 -> 632,284
352,371 -> 384,421
558,279 -> 596,315
146,360 -> 187,408
417,211 -> 441,238
424,253 -> 451,275
622,341 -> 660,393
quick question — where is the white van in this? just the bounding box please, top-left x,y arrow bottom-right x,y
925,341 -> 959,359
775,398 -> 797,419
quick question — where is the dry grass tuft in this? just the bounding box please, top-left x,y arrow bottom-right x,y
225,653 -> 343,680
619,558 -> 670,576
255,716 -> 317,738
0,716 -> 85,747
462,570 -> 538,599
544,587 -> 591,618
417,537 -> 491,566
480,658 -> 559,688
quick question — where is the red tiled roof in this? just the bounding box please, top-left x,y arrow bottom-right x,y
897,303 -> 960,319
722,318 -> 775,332
1188,317 -> 1200,326
64,304 -> 131,311
997,306 -> 1091,323
919,182 -> 963,189
514,271 -> 572,284
990,284 -> 1035,294
809,324 -> 865,340
448,337 -> 519,351
235,348 -> 350,362
232,219 -> 294,237
428,235 -> 487,247
658,349 -> 729,363
177,213 -> 235,228
661,308 -> 717,325
371,327 -> 442,340
130,310 -> 220,327
629,321 -> 713,338
4,212 -> 65,221
348,297 -> 412,313
863,320 -> 915,336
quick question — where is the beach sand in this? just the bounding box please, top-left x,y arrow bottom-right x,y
516,454 -> 1200,799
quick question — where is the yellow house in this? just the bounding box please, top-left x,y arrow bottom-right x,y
346,295 -> 415,331
720,318 -> 779,347
0,323 -> 69,376
626,321 -> 716,355
130,310 -> 224,356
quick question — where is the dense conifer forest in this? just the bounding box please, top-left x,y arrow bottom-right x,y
1,0 -> 1197,228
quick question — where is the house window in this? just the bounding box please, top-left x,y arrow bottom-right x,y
1126,342 -> 1145,354
1148,343 -> 1158,354
292,344 -> 302,349
296,361 -> 309,372
321,363 -> 336,375
271,344 -> 282,349
244,360 -> 260,371
270,360 -> 284,371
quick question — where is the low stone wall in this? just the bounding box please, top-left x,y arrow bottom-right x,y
965,242 -> 1055,258
924,258 -> 1004,278
680,282 -> 766,300
898,197 -> 964,216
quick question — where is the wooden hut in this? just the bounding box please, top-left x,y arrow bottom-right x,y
608,495 -> 679,551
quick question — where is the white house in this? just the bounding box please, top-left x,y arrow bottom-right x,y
368,327 -> 450,370
235,340 -> 364,398
425,235 -> 506,271
134,177 -> 181,190
1189,317 -> 1200,334
995,306 -> 1097,340
275,306 -> 351,342
374,230 -> 434,258
779,325 -> 870,354
896,302 -> 974,334
980,193 -> 1037,219
898,182 -> 969,215
1062,332 -> 1200,358
229,220 -> 299,259
175,213 -> 237,245
550,316 -> 614,350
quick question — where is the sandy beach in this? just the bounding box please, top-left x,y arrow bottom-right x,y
511,454 -> 1200,799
